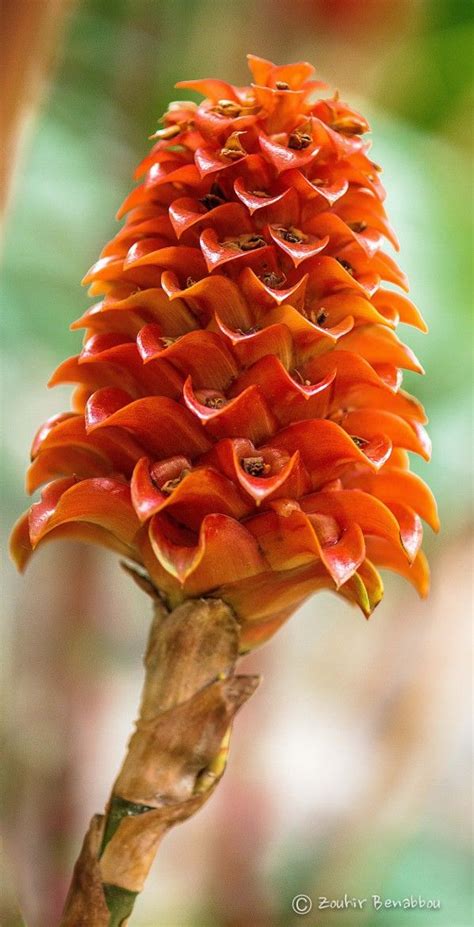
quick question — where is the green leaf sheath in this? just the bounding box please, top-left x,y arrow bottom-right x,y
100,797 -> 156,857
103,884 -> 138,927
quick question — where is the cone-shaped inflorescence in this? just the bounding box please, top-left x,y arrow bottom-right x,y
11,55 -> 438,650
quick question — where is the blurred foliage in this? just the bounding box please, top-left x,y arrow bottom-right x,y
269,831 -> 472,926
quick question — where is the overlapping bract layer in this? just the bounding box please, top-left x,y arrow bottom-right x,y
11,55 -> 438,649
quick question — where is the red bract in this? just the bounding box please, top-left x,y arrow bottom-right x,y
11,55 -> 438,650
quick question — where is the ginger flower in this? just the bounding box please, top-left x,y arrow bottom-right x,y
11,55 -> 438,651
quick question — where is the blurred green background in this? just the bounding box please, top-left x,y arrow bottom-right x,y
2,2 -> 473,926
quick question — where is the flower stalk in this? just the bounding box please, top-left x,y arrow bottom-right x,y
59,592 -> 259,925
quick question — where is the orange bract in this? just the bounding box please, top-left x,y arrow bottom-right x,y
11,55 -> 438,649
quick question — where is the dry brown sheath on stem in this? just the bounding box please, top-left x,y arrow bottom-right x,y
60,593 -> 258,925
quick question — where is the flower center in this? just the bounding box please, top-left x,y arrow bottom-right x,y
288,122 -> 313,150
154,123 -> 183,141
158,336 -> 177,349
291,368 -> 311,386
200,183 -> 227,210
351,435 -> 369,449
213,99 -> 242,117
204,396 -> 227,410
329,119 -> 365,136
160,469 -> 190,495
259,271 -> 287,289
313,308 -> 328,326
277,226 -> 307,244
226,233 -> 267,252
240,456 -> 271,477
337,258 -> 354,275
220,132 -> 246,161
288,132 -> 311,150
348,220 -> 367,233
236,325 -> 260,335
